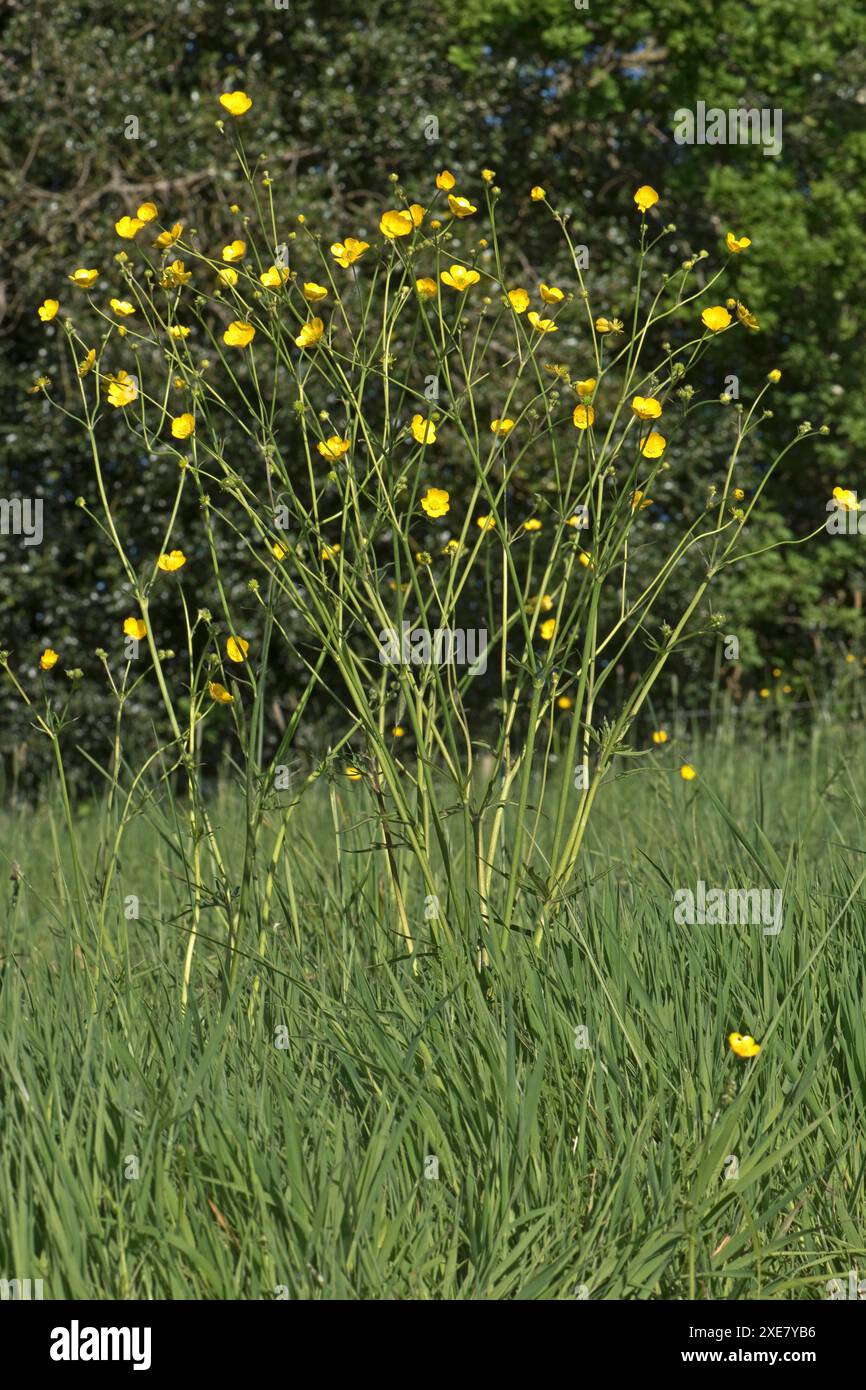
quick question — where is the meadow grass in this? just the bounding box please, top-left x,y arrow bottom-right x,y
7,121 -> 862,1302
2,723 -> 865,1300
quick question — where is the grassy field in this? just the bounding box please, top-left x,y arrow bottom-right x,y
1,724 -> 865,1300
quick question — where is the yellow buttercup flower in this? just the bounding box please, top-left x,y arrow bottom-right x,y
224,320 -> 256,347
640,430 -> 666,458
69,268 -> 99,288
136,202 -> 158,223
540,617 -> 556,641
440,265 -> 480,291
157,549 -> 187,572
436,170 -> 456,190
447,194 -> 476,218
415,277 -> 437,299
481,168 -> 495,183
115,215 -> 143,239
725,232 -> 751,253
380,205 -> 424,238
226,636 -> 250,663
595,316 -> 623,334
317,436 -> 350,460
630,490 -> 653,510
303,282 -> 328,302
217,267 -> 238,288
421,487 -> 449,518
633,185 -> 659,213
631,395 -> 662,420
680,763 -> 697,781
527,311 -> 557,333
78,349 -> 96,377
259,265 -> 290,288
832,487 -> 859,511
476,514 -> 495,531
171,413 -> 195,439
294,318 -> 323,349
491,418 -> 514,435
321,543 -> 341,561
557,696 -> 573,710
527,593 -> 554,613
38,299 -> 59,322
768,369 -> 782,383
222,239 -> 246,263
728,1032 -> 761,1058
759,688 -> 770,698
110,298 -> 136,317
105,370 -> 138,408
272,542 -> 287,561
153,222 -> 183,250
507,288 -> 529,313
575,377 -> 597,398
539,283 -> 564,304
543,362 -> 570,382
345,765 -> 363,780
701,305 -> 732,332
572,404 -> 595,430
123,617 -> 147,640
411,414 -> 437,445
219,91 -> 252,116
330,237 -> 369,268
208,681 -> 234,704
160,259 -> 191,287
168,325 -> 190,339
735,300 -> 760,332
392,724 -> 405,737
651,729 -> 668,744
40,648 -> 60,671
530,186 -> 546,201
523,518 -> 542,532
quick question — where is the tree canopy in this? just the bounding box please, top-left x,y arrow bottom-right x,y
2,0 -> 864,788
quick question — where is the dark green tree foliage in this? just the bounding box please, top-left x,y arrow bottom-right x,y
1,0 -> 864,788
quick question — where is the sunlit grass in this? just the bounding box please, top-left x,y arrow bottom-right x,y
2,727 -> 864,1299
